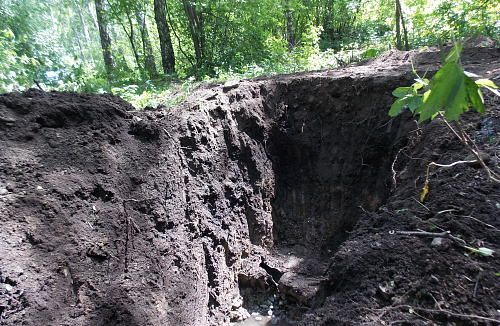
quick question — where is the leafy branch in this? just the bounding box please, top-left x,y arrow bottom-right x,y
389,41 -> 500,193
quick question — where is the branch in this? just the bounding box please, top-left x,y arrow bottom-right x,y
437,112 -> 500,183
33,79 -> 44,91
367,305 -> 500,323
393,230 -> 466,245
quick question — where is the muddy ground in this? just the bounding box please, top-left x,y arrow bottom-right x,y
1,44 -> 499,326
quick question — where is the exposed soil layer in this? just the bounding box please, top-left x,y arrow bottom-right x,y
1,45 -> 499,326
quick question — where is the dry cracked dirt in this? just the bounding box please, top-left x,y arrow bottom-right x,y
1,44 -> 500,326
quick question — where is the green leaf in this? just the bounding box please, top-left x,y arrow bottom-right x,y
389,98 -> 407,116
389,94 -> 421,116
468,81 -> 485,115
464,71 -> 481,78
407,95 -> 422,113
475,78 -> 498,89
462,245 -> 494,257
392,87 -> 413,98
415,62 -> 480,122
445,43 -> 463,64
415,78 -> 429,86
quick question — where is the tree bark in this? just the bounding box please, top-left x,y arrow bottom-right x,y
182,0 -> 205,67
94,0 -> 115,81
397,0 -> 410,51
395,0 -> 402,50
73,24 -> 87,63
285,0 -> 295,51
112,10 -> 142,73
73,0 -> 94,64
136,9 -> 158,79
154,0 -> 176,74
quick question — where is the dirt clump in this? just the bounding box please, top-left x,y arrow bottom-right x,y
1,46 -> 499,325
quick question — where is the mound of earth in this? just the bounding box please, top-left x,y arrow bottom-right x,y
0,45 -> 499,326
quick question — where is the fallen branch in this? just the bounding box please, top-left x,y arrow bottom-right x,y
370,304 -> 500,324
33,79 -> 44,92
459,214 -> 500,232
392,230 -> 466,245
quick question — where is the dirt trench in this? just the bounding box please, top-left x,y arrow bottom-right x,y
1,46 -> 500,326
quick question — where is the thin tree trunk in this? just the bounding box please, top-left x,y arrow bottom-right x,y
110,25 -> 130,72
94,0 -> 115,82
74,0 -> 94,64
182,0 -> 205,67
395,0 -> 402,50
50,7 -> 56,29
166,8 -> 195,67
397,0 -> 409,51
73,24 -> 86,63
86,0 -> 98,29
136,9 -> 158,79
117,11 -> 142,72
285,0 -> 294,51
154,0 -> 176,74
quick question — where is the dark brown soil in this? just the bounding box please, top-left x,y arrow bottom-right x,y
1,45 -> 499,326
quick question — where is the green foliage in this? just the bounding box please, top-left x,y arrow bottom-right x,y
1,0 -> 499,103
0,29 -> 38,92
389,44 -> 498,123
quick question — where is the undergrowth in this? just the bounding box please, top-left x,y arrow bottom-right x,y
37,46 -> 378,109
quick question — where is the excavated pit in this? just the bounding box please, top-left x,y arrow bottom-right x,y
175,73 -> 418,324
0,71 -> 416,326
4,46 -> 499,326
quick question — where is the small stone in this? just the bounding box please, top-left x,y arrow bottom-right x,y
431,237 -> 443,247
377,283 -> 394,301
0,188 -> 7,195
267,309 -> 273,316
254,316 -> 262,321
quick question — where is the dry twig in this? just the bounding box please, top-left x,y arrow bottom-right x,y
393,230 -> 466,245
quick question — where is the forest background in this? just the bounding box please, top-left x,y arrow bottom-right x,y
1,0 -> 499,108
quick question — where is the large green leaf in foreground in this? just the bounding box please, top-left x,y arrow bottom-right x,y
415,62 -> 485,123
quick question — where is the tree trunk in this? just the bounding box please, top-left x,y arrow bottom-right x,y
397,0 -> 410,51
73,24 -> 87,63
182,0 -> 205,67
136,9 -> 158,79
86,0 -> 98,29
94,0 -> 115,82
74,0 -> 94,64
395,0 -> 402,50
117,11 -> 142,72
285,0 -> 294,51
153,0 -> 176,74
